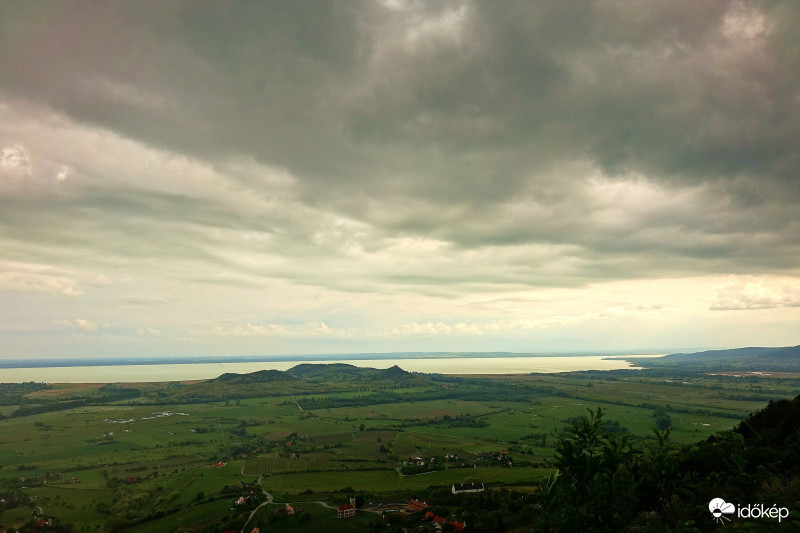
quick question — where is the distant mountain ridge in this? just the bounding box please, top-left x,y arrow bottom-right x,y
632,345 -> 800,371
286,363 -> 422,383
208,363 -> 422,385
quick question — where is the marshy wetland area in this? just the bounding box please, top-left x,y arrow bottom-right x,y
1,360 -> 799,532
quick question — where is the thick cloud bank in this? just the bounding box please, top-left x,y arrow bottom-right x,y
0,1 -> 798,357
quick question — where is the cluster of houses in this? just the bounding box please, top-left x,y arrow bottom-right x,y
424,511 -> 466,531
406,456 -> 434,467
405,452 -> 461,467
336,482 -> 485,525
407,498 -> 466,530
233,486 -> 262,507
404,450 -> 515,471
472,449 -> 514,467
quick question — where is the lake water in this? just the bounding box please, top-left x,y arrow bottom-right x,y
0,355 -> 662,383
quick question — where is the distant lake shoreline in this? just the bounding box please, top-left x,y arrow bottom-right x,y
0,354 -> 664,383
0,351 -> 666,368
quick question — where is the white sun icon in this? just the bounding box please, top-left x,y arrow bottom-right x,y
709,498 -> 736,523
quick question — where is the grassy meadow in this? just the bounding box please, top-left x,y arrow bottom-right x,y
0,365 -> 798,531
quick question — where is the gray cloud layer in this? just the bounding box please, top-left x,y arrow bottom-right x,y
0,2 -> 799,356
2,1 -> 799,282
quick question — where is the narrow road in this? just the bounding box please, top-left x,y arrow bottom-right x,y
395,466 -> 439,477
240,476 -> 272,533
291,395 -> 304,412
309,500 -> 336,509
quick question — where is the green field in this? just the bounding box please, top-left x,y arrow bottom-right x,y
262,466 -> 550,495
1,365 -> 798,532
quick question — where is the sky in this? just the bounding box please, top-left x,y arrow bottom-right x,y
1,1 -> 799,360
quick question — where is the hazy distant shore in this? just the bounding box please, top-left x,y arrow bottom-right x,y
0,354 -> 665,383
0,350 -> 666,369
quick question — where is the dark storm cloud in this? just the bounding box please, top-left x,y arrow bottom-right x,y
1,0 -> 799,287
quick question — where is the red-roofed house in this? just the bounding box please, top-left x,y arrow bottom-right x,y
337,497 -> 356,518
337,503 -> 355,518
407,499 -> 429,512
425,511 -> 447,524
451,521 -> 466,531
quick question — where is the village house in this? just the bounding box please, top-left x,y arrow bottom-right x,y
407,499 -> 429,512
425,511 -> 466,531
451,482 -> 485,494
337,496 -> 356,518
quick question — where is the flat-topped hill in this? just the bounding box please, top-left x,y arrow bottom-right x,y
286,363 -> 422,383
210,369 -> 299,384
159,363 -> 424,402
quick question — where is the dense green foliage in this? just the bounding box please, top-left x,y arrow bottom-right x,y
539,399 -> 800,531
0,382 -> 49,406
